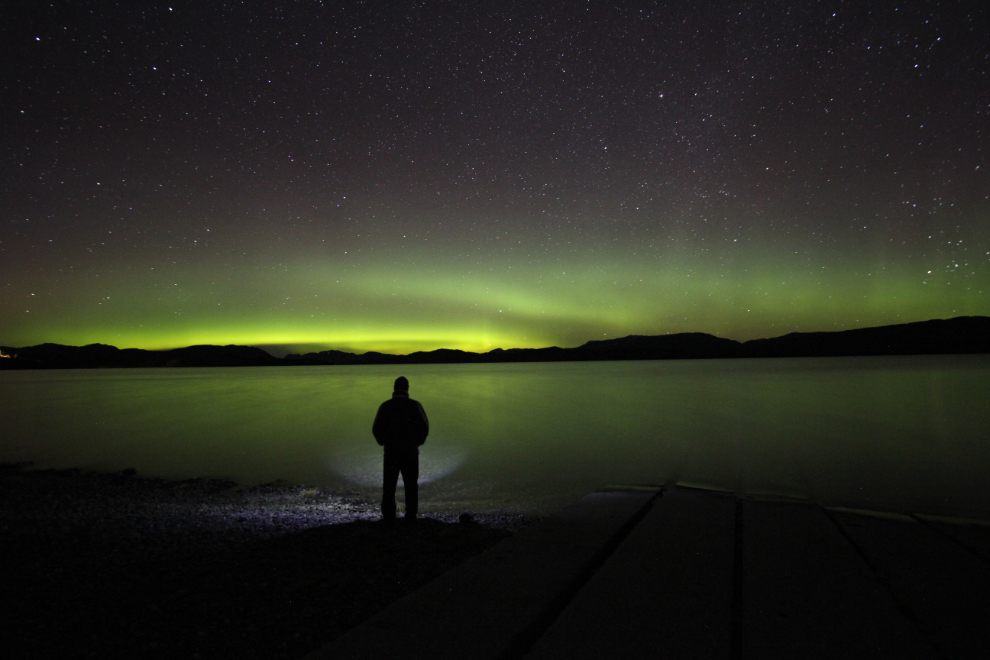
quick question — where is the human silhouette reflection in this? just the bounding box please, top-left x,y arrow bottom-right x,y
372,376 -> 429,523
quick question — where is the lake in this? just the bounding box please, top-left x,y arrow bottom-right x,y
1,356 -> 988,518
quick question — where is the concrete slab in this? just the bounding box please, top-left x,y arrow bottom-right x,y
742,500 -> 935,659
914,514 -> 990,565
830,510 -> 990,659
523,486 -> 735,660
304,488 -> 658,660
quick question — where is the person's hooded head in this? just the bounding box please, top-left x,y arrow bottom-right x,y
394,376 -> 409,394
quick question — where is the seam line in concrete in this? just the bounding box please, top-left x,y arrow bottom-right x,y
822,506 -> 940,653
731,497 -> 744,660
911,513 -> 990,568
496,487 -> 664,660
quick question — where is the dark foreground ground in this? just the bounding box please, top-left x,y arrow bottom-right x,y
0,464 -> 533,660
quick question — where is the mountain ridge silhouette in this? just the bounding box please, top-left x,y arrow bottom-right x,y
3,316 -> 986,370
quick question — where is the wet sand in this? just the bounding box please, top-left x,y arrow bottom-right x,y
0,464 -> 535,659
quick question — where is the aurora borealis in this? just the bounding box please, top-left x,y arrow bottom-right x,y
2,1 -> 987,356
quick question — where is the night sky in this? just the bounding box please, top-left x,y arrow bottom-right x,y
2,1 -> 987,356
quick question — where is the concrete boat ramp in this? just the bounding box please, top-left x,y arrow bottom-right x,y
306,486 -> 990,659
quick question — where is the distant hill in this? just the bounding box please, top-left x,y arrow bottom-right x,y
740,316 -> 990,358
287,316 -> 989,365
578,332 -> 743,359
2,316 -> 988,370
0,343 -> 282,370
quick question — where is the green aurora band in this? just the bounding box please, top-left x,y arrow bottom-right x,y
3,208 -> 986,356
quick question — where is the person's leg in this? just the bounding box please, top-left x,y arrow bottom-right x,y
382,454 -> 400,520
399,454 -> 419,519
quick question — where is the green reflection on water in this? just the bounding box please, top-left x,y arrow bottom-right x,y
1,355 -> 988,517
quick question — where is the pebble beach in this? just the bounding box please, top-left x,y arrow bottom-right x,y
0,463 -> 535,659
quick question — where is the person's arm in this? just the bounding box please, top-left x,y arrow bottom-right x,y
372,402 -> 387,446
416,401 -> 429,445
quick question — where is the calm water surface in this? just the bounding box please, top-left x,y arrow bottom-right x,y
1,356 -> 988,517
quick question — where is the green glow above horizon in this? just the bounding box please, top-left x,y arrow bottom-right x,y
3,218 -> 987,356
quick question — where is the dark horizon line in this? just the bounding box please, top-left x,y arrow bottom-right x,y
2,316 -> 988,370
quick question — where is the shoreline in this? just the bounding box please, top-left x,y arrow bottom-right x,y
1,464 -> 536,659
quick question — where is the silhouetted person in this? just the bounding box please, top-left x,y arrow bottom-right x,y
372,376 -> 429,522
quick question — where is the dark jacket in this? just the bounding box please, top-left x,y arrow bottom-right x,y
372,392 -> 429,455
